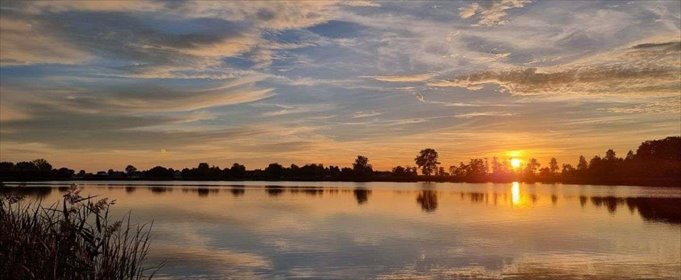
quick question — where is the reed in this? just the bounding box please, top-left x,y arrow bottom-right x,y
0,184 -> 160,279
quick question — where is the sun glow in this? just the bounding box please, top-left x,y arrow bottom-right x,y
511,158 -> 522,169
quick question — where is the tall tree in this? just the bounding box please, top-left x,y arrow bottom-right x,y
32,159 -> 52,171
577,155 -> 588,171
392,166 -> 407,176
415,148 -> 440,176
636,136 -> 681,161
561,164 -> 575,176
125,165 -> 137,175
353,155 -> 373,177
230,163 -> 246,178
524,158 -> 540,177
549,158 -> 559,174
265,163 -> 284,179
604,149 -> 617,161
198,162 -> 210,170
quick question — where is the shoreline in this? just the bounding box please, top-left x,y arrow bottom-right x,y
2,177 -> 679,188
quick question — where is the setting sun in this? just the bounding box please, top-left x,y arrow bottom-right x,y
511,158 -> 522,169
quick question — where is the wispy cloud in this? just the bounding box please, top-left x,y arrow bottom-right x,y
429,39 -> 681,97
414,93 -> 479,107
455,112 -> 513,119
342,1 -> 381,8
364,73 -> 433,82
603,97 -> 681,114
459,0 -> 531,26
352,111 -> 382,118
0,17 -> 91,65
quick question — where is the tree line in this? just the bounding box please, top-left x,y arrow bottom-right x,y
1,136 -> 679,186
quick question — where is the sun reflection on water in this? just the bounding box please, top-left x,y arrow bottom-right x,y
511,182 -> 521,206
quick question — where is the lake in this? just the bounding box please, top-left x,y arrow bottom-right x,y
3,181 -> 680,279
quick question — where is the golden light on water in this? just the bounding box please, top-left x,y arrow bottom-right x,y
511,182 -> 521,206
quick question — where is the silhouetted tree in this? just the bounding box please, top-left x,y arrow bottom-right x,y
604,149 -> 616,161
392,166 -> 408,176
0,162 -> 14,171
393,166 -> 418,177
589,155 -> 604,177
32,159 -> 52,172
198,162 -> 210,171
449,162 -> 468,178
467,158 -> 487,180
577,156 -> 589,172
636,136 -> 681,161
265,163 -> 284,179
230,163 -> 246,179
524,158 -> 540,179
328,165 -> 341,177
539,167 -> 551,178
561,164 -> 575,177
2,136 -> 677,185
353,155 -> 373,177
11,161 -> 39,180
145,166 -> 174,179
340,167 -> 354,178
125,165 -> 137,175
298,164 -> 325,178
54,167 -> 75,179
549,158 -> 559,174
489,157 -> 513,181
0,162 -> 15,180
406,166 -> 418,176
415,148 -> 440,176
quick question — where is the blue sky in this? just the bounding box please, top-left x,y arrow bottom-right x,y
0,0 -> 679,171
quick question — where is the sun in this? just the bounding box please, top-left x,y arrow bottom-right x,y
511,158 -> 522,169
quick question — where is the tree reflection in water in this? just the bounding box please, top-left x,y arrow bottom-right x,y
266,185 -> 284,197
150,186 -> 171,194
230,186 -> 245,197
589,196 -> 681,224
416,190 -> 438,212
353,188 -> 371,205
2,184 -> 679,224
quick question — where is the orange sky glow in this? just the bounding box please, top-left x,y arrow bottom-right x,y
0,1 -> 679,171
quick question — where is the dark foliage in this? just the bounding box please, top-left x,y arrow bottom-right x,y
0,137 -> 679,186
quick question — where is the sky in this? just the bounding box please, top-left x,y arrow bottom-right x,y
0,0 -> 679,172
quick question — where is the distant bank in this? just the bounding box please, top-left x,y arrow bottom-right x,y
1,136 -> 679,187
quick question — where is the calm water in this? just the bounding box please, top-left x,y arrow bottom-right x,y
4,181 -> 681,279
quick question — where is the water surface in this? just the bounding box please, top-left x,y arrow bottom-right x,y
5,181 -> 681,279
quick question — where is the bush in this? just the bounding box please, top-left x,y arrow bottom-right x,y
0,185 -> 160,279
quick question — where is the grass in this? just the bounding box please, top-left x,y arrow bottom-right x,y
0,184 -> 160,279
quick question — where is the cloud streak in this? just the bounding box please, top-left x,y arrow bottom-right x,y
0,17 -> 91,65
364,73 -> 433,83
429,40 -> 680,97
459,0 -> 531,26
